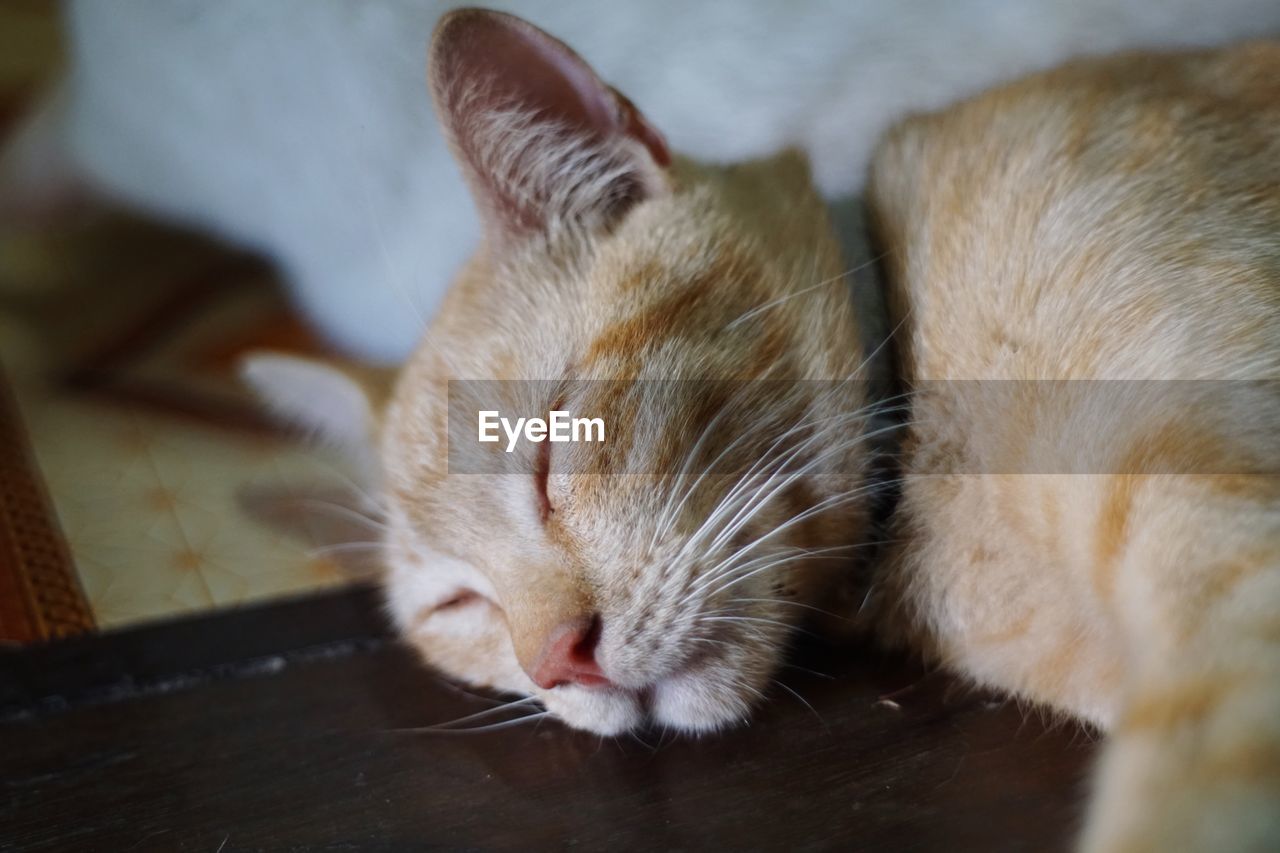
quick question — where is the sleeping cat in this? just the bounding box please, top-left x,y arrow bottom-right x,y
4,0 -> 1279,362
242,10 -> 1280,852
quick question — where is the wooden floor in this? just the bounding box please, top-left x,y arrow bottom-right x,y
1,585 -> 1096,851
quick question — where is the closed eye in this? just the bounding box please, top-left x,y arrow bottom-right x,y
534,438 -> 553,522
434,589 -> 485,611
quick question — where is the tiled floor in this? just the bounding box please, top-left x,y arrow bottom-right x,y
0,3 -> 378,636
21,381 -> 367,628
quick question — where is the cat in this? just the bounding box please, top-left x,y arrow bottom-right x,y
241,9 -> 1280,850
248,7 -> 883,736
867,43 -> 1280,850
4,0 -> 1279,362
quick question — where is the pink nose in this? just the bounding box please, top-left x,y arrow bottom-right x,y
529,615 -> 610,690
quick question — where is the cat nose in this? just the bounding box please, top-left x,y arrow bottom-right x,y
528,614 -> 610,689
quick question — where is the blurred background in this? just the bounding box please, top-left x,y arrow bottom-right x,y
0,2 -> 375,644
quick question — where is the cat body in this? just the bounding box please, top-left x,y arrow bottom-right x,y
10,0 -> 1280,360
238,10 -> 1280,851
869,44 -> 1280,849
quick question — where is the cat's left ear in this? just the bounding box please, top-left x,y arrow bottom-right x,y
428,9 -> 671,246
240,352 -> 394,480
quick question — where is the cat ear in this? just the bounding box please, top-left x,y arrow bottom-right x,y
428,8 -> 671,245
240,352 -> 392,478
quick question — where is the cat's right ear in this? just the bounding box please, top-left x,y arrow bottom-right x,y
428,8 -> 670,247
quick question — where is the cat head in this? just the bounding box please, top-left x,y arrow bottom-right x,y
248,9 -> 875,735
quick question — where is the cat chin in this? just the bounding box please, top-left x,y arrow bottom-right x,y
648,669 -> 754,734
540,667 -> 760,736
541,686 -> 645,737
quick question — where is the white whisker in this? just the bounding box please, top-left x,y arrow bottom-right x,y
771,678 -> 828,728
397,711 -> 555,735
728,597 -> 847,621
724,253 -> 887,332
291,498 -> 389,531
395,695 -> 543,732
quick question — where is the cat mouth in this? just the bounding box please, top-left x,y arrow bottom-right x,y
517,597 -> 795,736
537,633 -> 768,736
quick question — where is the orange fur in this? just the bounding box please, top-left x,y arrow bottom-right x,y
241,14 -> 1276,850
376,10 -> 873,735
869,41 -> 1280,852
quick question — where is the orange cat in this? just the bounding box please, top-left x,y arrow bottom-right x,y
250,8 -> 877,735
245,10 -> 1278,851
868,43 -> 1279,851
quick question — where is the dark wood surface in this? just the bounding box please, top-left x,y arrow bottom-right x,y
0,584 -> 1096,852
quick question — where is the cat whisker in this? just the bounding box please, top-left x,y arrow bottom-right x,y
723,270 -> 848,331
700,414 -> 896,557
727,597 -> 848,621
627,730 -> 660,753
308,541 -> 384,557
685,635 -> 735,649
704,422 -> 914,560
653,362 -> 788,547
734,678 -> 769,702
855,582 -> 880,618
723,253 -> 887,332
696,512 -> 885,596
852,302 -> 914,380
684,542 -> 859,605
431,678 -> 519,707
691,489 -> 901,607
674,407 -> 874,572
782,662 -> 836,681
652,390 -> 747,548
306,465 -> 389,515
771,678 -> 829,730
700,614 -> 803,634
674,349 -> 900,547
402,695 -> 543,731
290,498 -> 389,531
667,382 -> 911,575
662,367 -> 888,557
397,711 -> 555,736
709,476 -> 903,585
